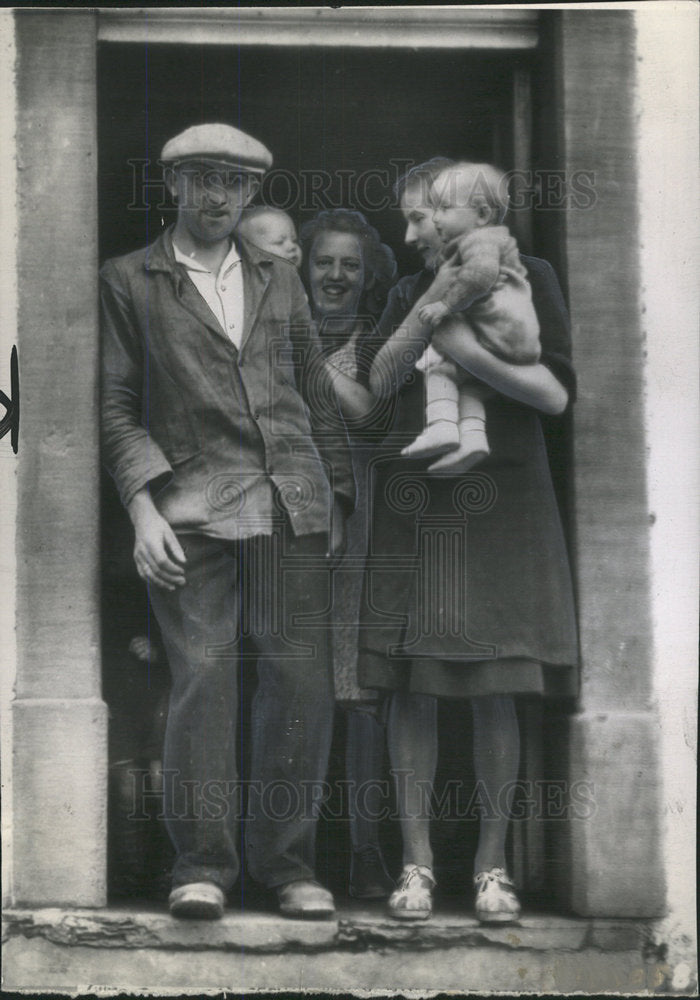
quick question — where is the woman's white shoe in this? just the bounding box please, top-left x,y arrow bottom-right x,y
388,864 -> 436,921
473,867 -> 521,924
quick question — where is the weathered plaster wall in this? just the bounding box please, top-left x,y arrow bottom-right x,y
0,10 -> 18,911
637,4 -> 698,989
555,9 -> 664,917
11,9 -> 107,907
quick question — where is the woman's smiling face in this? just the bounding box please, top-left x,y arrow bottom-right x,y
309,231 -> 366,321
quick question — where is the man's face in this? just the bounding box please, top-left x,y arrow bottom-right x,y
401,184 -> 443,269
430,170 -> 482,244
309,231 -> 365,320
168,162 -> 260,244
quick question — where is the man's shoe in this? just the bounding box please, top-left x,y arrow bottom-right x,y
349,845 -> 395,900
169,882 -> 225,920
277,879 -> 336,919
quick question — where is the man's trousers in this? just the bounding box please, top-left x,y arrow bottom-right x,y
148,523 -> 335,892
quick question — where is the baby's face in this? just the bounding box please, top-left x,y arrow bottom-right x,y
244,212 -> 302,267
430,170 -> 483,244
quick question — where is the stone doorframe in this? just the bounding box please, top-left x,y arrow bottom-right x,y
7,7 -> 663,916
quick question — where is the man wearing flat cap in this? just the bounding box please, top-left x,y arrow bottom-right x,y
101,124 -> 354,920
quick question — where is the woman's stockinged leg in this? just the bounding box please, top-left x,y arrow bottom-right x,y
471,694 -> 520,874
387,691 -> 438,868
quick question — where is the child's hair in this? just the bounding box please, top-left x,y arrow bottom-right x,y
393,157 -> 456,202
436,161 -> 510,224
237,205 -> 295,231
299,209 -> 397,319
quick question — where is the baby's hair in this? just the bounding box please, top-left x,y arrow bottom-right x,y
237,205 -> 295,229
300,208 -> 397,320
393,157 -> 456,202
435,162 -> 510,224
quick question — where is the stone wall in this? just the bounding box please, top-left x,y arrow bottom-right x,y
12,9 -> 107,907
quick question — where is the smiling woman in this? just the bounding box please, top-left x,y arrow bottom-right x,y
309,231 -> 366,323
299,208 -> 398,901
301,210 -> 397,333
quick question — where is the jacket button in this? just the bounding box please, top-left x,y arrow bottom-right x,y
253,411 -> 260,420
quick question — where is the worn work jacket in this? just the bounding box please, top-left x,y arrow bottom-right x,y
100,228 -> 355,539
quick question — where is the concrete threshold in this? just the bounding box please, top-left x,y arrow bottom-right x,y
3,901 -> 652,953
2,903 -> 669,994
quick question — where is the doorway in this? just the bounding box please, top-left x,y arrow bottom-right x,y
97,38 -> 566,907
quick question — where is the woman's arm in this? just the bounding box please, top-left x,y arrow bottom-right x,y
432,317 -> 569,415
322,359 -> 377,425
368,299 -> 432,400
369,259 -> 463,399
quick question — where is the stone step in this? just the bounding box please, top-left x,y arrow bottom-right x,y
3,903 -> 672,994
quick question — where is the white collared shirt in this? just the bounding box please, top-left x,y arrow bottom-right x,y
173,240 -> 245,349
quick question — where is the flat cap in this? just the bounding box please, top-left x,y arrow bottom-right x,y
161,123 -> 273,174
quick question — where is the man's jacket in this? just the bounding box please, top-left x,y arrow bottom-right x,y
100,228 -> 355,539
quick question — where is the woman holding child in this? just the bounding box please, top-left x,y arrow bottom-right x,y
356,158 -> 579,923
239,177 -> 578,923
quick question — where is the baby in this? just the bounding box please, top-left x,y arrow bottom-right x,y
403,162 -> 540,472
237,206 -> 302,268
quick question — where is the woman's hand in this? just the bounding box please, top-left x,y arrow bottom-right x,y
128,489 -> 187,590
321,357 -> 378,426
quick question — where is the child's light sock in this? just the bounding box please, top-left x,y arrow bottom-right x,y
428,417 -> 489,471
402,369 -> 460,459
428,390 -> 490,471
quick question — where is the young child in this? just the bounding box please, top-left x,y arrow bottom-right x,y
237,206 -> 302,268
402,162 -> 540,472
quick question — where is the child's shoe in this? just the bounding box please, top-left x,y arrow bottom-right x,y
402,420 -> 460,460
473,867 -> 521,924
428,416 -> 489,472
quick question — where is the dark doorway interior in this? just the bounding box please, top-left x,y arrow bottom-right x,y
97,42 -> 528,269
98,40 -> 566,910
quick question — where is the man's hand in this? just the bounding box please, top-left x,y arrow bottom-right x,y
327,497 -> 347,561
128,635 -> 160,662
128,489 -> 187,591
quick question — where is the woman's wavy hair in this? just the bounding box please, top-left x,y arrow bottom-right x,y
300,209 -> 397,320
